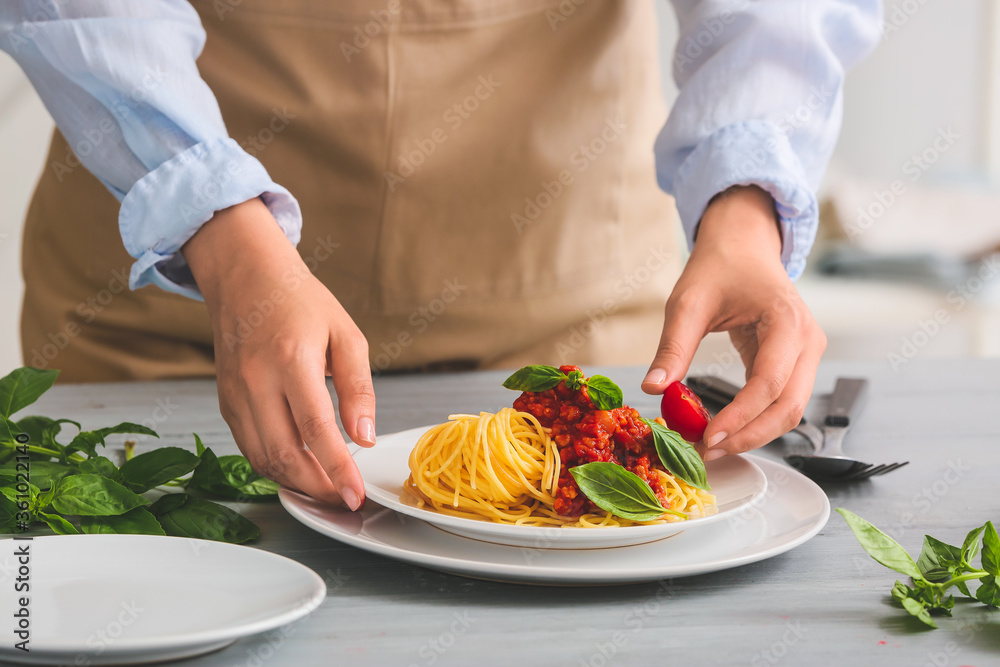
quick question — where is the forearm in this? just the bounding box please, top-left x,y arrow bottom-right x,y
181,198 -> 304,305
694,186 -> 782,261
1,1 -> 301,298
658,0 -> 882,279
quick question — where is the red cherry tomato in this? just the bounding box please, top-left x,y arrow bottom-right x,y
659,381 -> 711,443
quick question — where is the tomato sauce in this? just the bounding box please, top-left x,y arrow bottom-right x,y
512,365 -> 670,516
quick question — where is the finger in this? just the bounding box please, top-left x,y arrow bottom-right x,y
704,333 -> 824,459
229,395 -> 345,505
642,292 -> 714,394
702,317 -> 798,448
327,330 -> 377,448
284,364 -> 366,511
728,326 -> 759,381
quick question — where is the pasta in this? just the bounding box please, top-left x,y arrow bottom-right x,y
405,407 -> 716,527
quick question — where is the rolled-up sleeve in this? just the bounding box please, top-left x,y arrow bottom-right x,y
656,0 -> 882,279
0,0 -> 301,299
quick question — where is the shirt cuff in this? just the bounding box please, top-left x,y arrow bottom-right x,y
118,137 -> 302,299
663,121 -> 818,280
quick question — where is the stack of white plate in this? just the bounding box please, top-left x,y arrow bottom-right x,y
281,425 -> 831,586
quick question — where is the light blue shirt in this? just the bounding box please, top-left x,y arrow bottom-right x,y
0,0 -> 881,298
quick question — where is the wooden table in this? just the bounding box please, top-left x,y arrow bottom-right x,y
30,360 -> 1000,666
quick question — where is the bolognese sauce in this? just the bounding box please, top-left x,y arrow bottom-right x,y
512,365 -> 670,517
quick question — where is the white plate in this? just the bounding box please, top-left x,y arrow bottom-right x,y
281,456 -> 830,585
354,425 -> 768,549
0,534 -> 326,665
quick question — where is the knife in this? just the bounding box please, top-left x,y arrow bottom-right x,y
819,377 -> 869,456
685,375 -> 825,453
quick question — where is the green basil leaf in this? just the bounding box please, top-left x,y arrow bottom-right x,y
914,577 -> 953,616
235,476 -> 281,497
961,524 -> 986,567
934,594 -> 956,614
65,422 -> 159,461
920,567 -> 951,582
217,456 -> 279,497
0,367 -> 59,419
194,433 -> 206,457
187,447 -> 231,497
585,375 -> 623,410
37,511 -> 79,535
81,507 -> 166,536
119,447 -> 199,493
975,575 -> 1000,607
2,479 -> 40,509
891,580 -> 910,603
0,493 -> 18,532
148,492 -> 188,515
217,455 -> 255,487
34,486 -> 55,511
643,418 -> 709,491
15,416 -> 80,454
94,422 -> 159,440
981,521 -> 1000,577
0,460 -> 76,491
149,494 -> 260,544
188,448 -> 278,499
569,462 -> 671,521
836,509 -> 923,579
16,416 -> 59,447
78,456 -> 123,482
501,365 -> 566,392
900,596 -> 937,628
50,473 -> 149,516
917,535 -> 962,582
64,431 -> 104,460
0,416 -> 21,447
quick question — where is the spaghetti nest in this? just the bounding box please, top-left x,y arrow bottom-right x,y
405,408 -> 716,527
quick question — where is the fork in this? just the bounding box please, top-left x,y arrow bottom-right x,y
783,378 -> 909,481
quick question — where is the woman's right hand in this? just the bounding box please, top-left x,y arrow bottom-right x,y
181,198 -> 374,509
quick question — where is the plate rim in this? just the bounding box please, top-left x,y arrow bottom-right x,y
355,424 -> 770,545
280,456 -> 832,584
0,533 -> 326,654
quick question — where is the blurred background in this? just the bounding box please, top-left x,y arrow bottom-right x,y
2,1 -> 999,376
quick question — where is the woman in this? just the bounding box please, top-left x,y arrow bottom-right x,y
1,0 -> 880,510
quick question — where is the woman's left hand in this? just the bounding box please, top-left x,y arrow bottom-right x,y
641,185 -> 827,460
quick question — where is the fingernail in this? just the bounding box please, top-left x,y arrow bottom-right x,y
706,431 -> 728,448
643,368 -> 667,387
704,448 -> 727,461
357,416 -> 376,446
342,486 -> 362,511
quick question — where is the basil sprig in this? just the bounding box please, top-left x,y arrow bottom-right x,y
502,365 -> 566,392
642,418 -> 709,491
502,365 -> 623,410
838,509 -> 1000,628
0,366 -> 277,544
570,462 -> 686,522
585,375 -> 623,411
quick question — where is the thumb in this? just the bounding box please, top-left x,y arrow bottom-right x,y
641,294 -> 711,395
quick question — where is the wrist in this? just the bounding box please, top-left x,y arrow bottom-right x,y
181,198 -> 302,302
693,185 -> 783,260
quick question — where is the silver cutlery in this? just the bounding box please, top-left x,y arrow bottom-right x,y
686,375 -> 908,481
784,377 -> 907,481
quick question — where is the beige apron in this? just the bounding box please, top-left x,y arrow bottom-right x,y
21,0 -> 682,382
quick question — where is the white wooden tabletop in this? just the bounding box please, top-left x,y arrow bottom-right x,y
27,359 -> 1000,666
